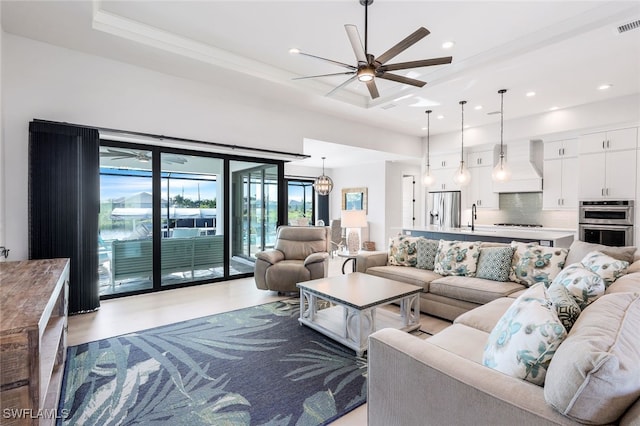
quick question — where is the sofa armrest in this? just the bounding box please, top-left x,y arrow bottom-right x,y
304,252 -> 329,266
355,251 -> 388,272
255,249 -> 285,265
368,328 -> 575,426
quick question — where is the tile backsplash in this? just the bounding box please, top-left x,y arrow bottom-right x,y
470,193 -> 578,229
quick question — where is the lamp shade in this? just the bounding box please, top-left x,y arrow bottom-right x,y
341,210 -> 367,228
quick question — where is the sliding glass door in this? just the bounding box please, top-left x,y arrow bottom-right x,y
160,153 -> 224,287
99,142 -> 283,297
230,161 -> 280,275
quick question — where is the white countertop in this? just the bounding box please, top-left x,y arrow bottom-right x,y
403,225 -> 576,242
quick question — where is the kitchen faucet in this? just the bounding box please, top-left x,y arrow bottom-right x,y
471,203 -> 477,231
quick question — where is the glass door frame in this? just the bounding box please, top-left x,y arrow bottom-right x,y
99,140 -> 285,300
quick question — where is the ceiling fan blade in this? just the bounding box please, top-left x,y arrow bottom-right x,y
377,72 -> 426,88
293,71 -> 356,80
366,80 -> 380,99
326,75 -> 358,97
102,148 -> 134,157
345,24 -> 367,64
296,50 -> 357,70
375,27 -> 430,65
379,56 -> 453,72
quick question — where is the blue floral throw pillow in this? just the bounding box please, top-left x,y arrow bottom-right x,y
580,251 -> 629,287
388,235 -> 419,267
476,246 -> 515,282
509,242 -> 568,287
416,238 -> 439,270
433,240 -> 481,277
483,283 -> 567,386
549,263 -> 605,310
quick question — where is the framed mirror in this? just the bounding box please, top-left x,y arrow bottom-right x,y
341,187 -> 367,212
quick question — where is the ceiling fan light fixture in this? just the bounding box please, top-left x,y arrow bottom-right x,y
357,67 -> 375,82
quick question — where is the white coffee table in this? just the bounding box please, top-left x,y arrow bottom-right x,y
296,272 -> 422,356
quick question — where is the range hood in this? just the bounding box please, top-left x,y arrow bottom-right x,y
492,140 -> 543,193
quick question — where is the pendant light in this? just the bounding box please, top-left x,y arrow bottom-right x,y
492,89 -> 511,182
452,100 -> 471,187
313,157 -> 333,195
422,110 -> 436,187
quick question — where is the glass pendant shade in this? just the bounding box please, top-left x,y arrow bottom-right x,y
422,166 -> 436,187
492,156 -> 511,182
313,157 -> 333,195
452,161 -> 471,186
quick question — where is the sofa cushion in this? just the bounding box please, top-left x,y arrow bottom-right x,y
544,292 -> 640,424
476,246 -> 515,282
365,265 -> 439,292
427,323 -> 488,364
565,239 -> 636,266
509,242 -> 568,287
580,251 -> 629,287
434,240 -> 482,277
454,297 -> 515,333
550,263 -> 605,310
606,272 -> 640,294
430,276 -> 525,305
416,238 -> 439,270
546,282 -> 581,332
483,284 -> 567,386
388,235 -> 419,267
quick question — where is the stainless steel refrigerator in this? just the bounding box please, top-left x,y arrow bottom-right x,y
428,191 -> 461,228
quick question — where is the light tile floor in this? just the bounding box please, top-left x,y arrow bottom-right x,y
68,255 -> 451,424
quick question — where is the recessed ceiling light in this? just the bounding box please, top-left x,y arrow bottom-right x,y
437,115 -> 444,120
598,84 -> 612,90
442,41 -> 455,49
474,105 -> 483,110
549,106 -> 559,111
526,91 -> 536,97
464,125 -> 471,129
421,126 -> 428,130
288,48 -> 300,54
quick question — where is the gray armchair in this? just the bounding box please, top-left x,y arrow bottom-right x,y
254,225 -> 331,293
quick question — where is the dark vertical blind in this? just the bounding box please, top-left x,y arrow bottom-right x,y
29,121 -> 100,313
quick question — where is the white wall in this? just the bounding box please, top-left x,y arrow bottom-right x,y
2,34 -> 421,259
385,161 -> 422,242
0,12 -> 4,260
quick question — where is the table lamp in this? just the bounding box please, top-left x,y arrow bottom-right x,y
341,210 -> 367,255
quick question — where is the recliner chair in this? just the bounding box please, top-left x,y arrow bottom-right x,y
254,225 -> 331,293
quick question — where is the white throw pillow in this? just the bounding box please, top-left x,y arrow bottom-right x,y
550,263 -> 606,310
580,251 -> 629,287
433,240 -> 481,277
483,283 -> 567,386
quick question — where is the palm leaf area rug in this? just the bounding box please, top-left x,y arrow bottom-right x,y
58,299 -> 367,426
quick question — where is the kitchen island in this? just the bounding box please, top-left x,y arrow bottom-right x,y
402,226 -> 575,248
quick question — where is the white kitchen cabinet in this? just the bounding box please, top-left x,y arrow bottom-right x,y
430,152 -> 461,171
465,149 -> 498,209
579,127 -> 637,154
579,150 -> 637,199
543,157 -> 578,209
544,138 -> 579,160
543,139 -> 578,209
428,152 -> 461,191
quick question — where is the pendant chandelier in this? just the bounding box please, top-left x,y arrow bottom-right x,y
492,89 -> 511,182
313,157 -> 333,196
452,100 -> 471,187
422,110 -> 436,187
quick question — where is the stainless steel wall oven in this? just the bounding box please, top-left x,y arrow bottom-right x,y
578,200 -> 634,246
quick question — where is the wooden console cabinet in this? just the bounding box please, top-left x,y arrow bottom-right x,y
0,259 -> 69,426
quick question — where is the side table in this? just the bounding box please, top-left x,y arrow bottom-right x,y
337,251 -> 359,274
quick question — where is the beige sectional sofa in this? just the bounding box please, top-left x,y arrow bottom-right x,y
356,242 -> 529,321
367,241 -> 640,425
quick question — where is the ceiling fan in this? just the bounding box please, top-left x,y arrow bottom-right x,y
291,0 -> 453,99
101,148 -> 187,165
